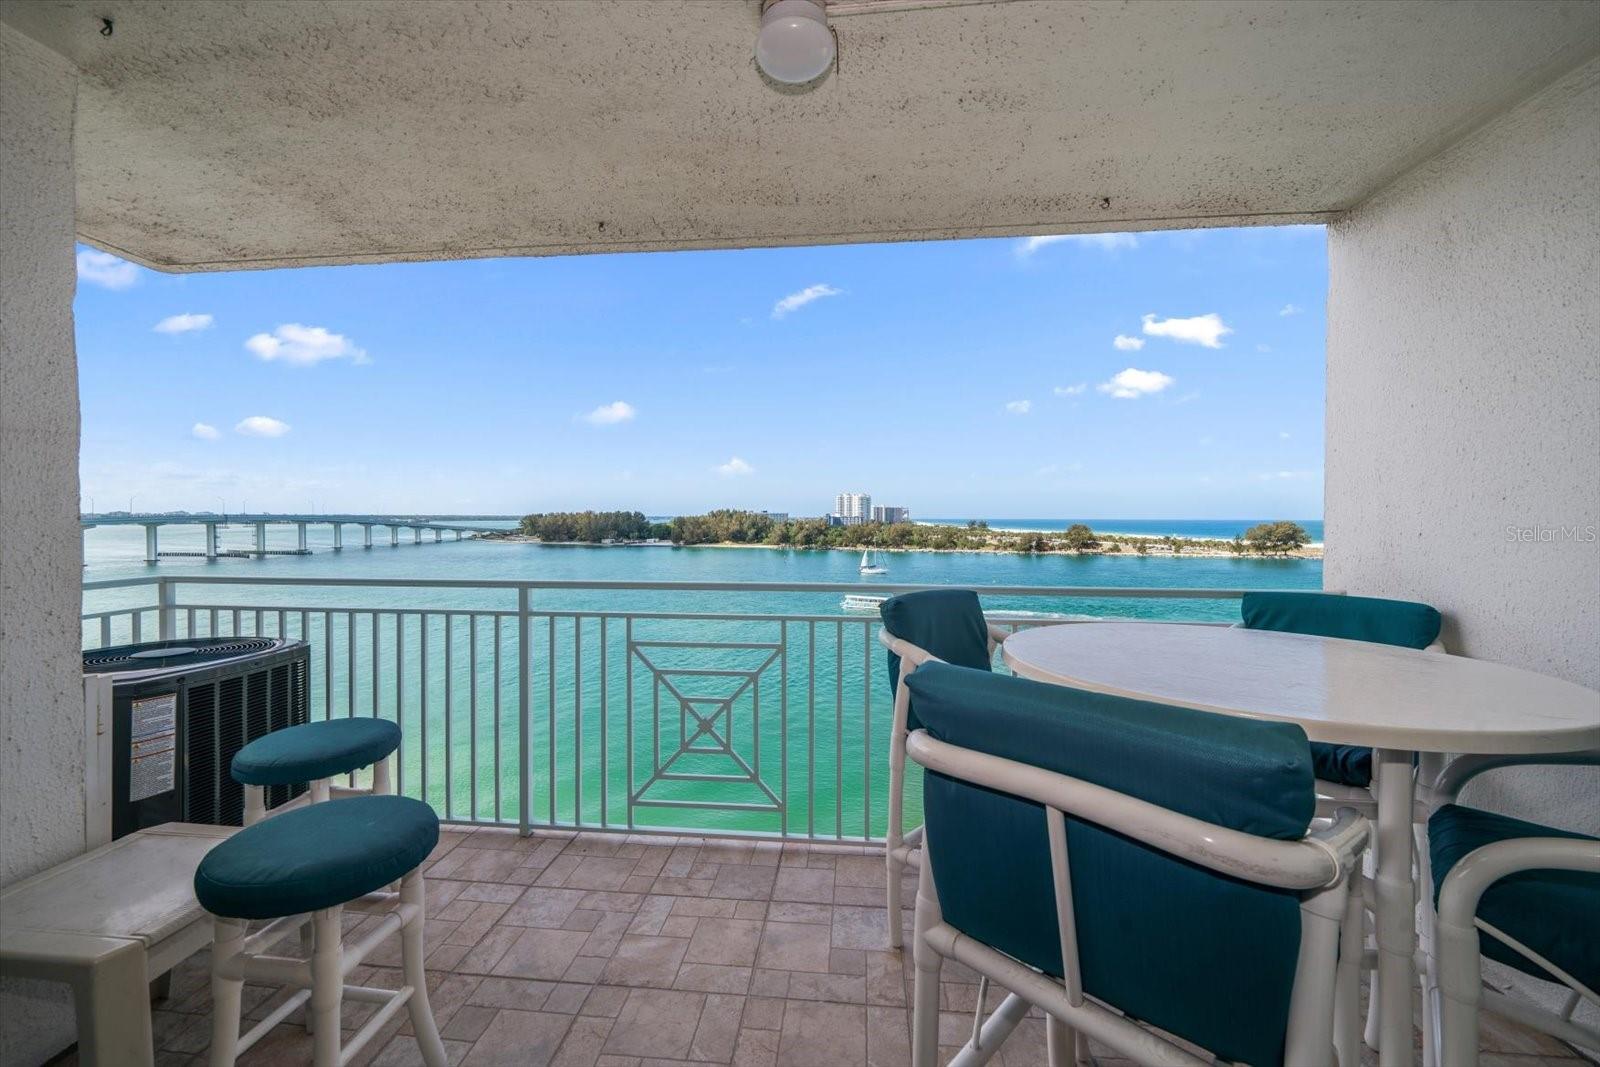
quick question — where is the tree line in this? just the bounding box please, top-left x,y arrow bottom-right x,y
510,510 -> 1313,556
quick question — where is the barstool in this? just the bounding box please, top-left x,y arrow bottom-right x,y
233,718 -> 402,824
194,794 -> 447,1067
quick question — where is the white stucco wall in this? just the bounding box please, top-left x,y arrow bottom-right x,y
0,20 -> 82,1066
1327,54 -> 1599,828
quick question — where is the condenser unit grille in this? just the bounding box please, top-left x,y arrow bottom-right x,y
181,656 -> 309,825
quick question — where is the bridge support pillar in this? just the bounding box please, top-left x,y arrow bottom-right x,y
144,524 -> 159,564
363,524 -> 373,548
296,522 -> 308,552
255,522 -> 267,557
204,523 -> 218,559
432,528 -> 441,542
331,523 -> 342,550
412,527 -> 422,545
454,530 -> 461,540
390,526 -> 399,547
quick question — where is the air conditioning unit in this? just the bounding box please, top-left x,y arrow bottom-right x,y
82,637 -> 311,840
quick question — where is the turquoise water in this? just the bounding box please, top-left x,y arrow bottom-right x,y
81,525 -> 1322,840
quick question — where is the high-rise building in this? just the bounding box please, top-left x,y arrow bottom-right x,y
833,492 -> 871,525
872,505 -> 910,524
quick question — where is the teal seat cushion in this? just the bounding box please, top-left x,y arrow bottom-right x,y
232,718 -> 401,786
194,795 -> 438,919
907,662 -> 1315,1067
1429,803 -> 1600,991
1242,592 -> 1442,789
879,590 -> 992,730
1240,592 -> 1441,649
1310,742 -> 1373,788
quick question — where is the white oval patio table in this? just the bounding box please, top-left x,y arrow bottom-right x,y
1001,622 -> 1600,1067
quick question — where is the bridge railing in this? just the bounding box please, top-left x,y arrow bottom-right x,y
81,575 -> 1250,842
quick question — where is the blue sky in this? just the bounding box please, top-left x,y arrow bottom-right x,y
74,226 -> 1326,518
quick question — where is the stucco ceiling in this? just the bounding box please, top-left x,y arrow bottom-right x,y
6,0 -> 1600,271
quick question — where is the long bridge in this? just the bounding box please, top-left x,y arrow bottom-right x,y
81,513 -> 517,563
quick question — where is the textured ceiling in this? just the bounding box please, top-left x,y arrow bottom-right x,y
6,0 -> 1599,271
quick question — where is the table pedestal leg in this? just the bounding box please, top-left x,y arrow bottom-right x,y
1374,748 -> 1418,1067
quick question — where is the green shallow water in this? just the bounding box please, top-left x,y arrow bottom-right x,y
82,526 -> 1322,840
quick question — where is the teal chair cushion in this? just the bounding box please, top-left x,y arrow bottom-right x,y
907,662 -> 1315,1067
1241,592 -> 1442,788
232,717 -> 402,786
1429,803 -> 1600,991
879,590 -> 992,730
194,795 -> 438,919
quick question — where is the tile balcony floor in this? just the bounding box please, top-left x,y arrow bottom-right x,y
58,828 -> 1593,1067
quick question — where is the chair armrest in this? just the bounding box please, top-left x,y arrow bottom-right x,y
985,623 -> 1010,654
1436,836 -> 1600,935
1432,749 -> 1600,804
877,627 -> 943,669
904,728 -> 1365,890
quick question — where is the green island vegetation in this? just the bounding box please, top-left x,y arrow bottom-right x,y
500,511 -> 1317,557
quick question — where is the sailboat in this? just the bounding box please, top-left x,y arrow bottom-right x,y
859,549 -> 887,575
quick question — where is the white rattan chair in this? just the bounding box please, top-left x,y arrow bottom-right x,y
902,662 -> 1370,1067
878,616 -> 1007,949
1421,751 -> 1600,1067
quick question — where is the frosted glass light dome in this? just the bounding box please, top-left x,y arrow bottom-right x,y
757,0 -> 835,85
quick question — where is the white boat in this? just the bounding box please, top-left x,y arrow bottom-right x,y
841,594 -> 886,612
859,549 -> 887,575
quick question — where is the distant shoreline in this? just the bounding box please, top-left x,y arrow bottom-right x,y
484,532 -> 1322,560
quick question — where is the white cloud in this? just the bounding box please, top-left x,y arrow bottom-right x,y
1098,368 -> 1175,399
1141,312 -> 1232,348
1279,303 -> 1302,316
580,401 -> 637,426
1004,399 -> 1031,415
1255,470 -> 1315,481
235,416 -> 291,438
1017,232 -> 1138,256
245,324 -> 369,366
1053,383 -> 1087,397
1279,431 -> 1292,440
716,456 -> 755,477
191,422 -> 221,440
1256,343 -> 1272,353
76,249 -> 139,290
155,313 -> 214,334
1112,334 -> 1145,351
771,283 -> 842,319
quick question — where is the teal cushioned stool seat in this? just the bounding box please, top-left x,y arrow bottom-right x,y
1429,803 -> 1600,991
879,589 -> 992,730
195,794 -> 439,920
232,718 -> 402,786
1241,591 -> 1442,788
907,662 -> 1315,1067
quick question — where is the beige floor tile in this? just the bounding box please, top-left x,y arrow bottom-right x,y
685,918 -> 765,967
601,935 -> 691,989
491,927 -> 592,981
690,993 -> 746,1062
755,922 -> 834,973
777,1001 -> 867,1066
603,988 -> 707,1059
463,1009 -> 574,1067
772,867 -> 834,904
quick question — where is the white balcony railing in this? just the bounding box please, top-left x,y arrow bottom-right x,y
81,575 -> 1254,843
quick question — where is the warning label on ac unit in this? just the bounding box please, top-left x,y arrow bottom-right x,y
129,693 -> 177,802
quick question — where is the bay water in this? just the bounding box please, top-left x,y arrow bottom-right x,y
81,523 -> 1322,839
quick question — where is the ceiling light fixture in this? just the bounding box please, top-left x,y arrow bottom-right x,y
756,0 -> 836,86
